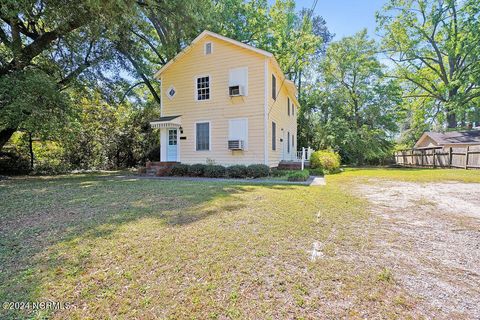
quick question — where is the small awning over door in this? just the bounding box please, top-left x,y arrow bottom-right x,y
149,115 -> 182,129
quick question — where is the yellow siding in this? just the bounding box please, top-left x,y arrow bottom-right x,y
161,35 -> 266,165
266,61 -> 298,167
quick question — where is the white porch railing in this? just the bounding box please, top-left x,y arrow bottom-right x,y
282,147 -> 314,170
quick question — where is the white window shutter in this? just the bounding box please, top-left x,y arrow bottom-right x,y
228,67 -> 248,95
228,118 -> 248,149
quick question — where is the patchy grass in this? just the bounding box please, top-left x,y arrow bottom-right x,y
337,167 -> 480,183
0,170 -> 436,319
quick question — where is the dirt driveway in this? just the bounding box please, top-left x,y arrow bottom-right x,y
357,180 -> 480,319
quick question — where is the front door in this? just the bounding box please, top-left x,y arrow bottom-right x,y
167,129 -> 178,162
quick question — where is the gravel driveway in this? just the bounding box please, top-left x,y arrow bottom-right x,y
358,180 -> 480,319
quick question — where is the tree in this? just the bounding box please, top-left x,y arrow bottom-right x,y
300,31 -> 403,164
0,0 -> 137,151
377,0 -> 480,129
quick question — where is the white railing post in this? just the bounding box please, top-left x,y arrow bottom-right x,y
301,147 -> 305,170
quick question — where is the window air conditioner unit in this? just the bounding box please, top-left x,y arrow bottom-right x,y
228,140 -> 245,150
229,85 -> 245,96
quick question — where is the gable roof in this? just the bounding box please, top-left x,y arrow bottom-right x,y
154,30 -> 299,106
154,30 -> 273,78
415,130 -> 480,148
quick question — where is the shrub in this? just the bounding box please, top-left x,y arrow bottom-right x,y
269,168 -> 284,177
247,164 -> 270,178
170,163 -> 190,176
310,150 -> 341,173
226,165 -> 248,178
309,167 -> 324,176
204,165 -> 226,178
287,170 -> 310,182
188,163 -> 206,177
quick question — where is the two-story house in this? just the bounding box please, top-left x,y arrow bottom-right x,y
150,30 -> 299,167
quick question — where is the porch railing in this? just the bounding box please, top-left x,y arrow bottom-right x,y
282,147 -> 314,170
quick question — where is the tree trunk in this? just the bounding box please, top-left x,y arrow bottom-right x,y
28,132 -> 34,169
0,127 -> 16,151
447,113 -> 457,129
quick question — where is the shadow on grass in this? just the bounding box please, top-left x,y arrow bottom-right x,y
0,174 -> 292,319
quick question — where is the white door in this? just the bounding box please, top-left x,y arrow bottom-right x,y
167,129 -> 178,162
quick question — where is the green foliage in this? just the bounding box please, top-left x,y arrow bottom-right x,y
188,164 -> 207,177
246,164 -> 270,178
204,165 -> 226,178
310,150 -> 341,173
377,0 -> 480,130
170,164 -> 190,176
268,168 -> 285,177
226,165 -> 248,179
287,170 -> 310,181
299,31 -> 403,165
309,168 -> 324,176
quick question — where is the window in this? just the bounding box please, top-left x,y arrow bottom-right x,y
205,42 -> 212,55
272,122 -> 276,151
196,76 -> 210,100
287,97 -> 290,116
271,74 -> 276,100
166,85 -> 176,100
229,67 -> 248,96
196,122 -> 210,151
229,118 -> 248,148
287,131 -> 290,153
292,104 -> 295,116
292,134 -> 294,149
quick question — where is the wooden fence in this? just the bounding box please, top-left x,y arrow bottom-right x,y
394,146 -> 480,169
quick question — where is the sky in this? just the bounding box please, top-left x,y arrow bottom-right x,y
280,0 -> 386,40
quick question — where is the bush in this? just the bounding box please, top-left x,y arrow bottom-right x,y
204,165 -> 226,178
226,165 -> 248,178
287,170 -> 310,182
269,168 -> 285,177
247,164 -> 270,178
170,163 -> 190,176
310,150 -> 341,173
188,163 -> 206,177
309,167 -> 324,176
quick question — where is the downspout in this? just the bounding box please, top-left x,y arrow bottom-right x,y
264,58 -> 269,166
159,77 -> 163,161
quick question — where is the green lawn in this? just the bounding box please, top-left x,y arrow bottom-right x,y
0,168 -> 476,319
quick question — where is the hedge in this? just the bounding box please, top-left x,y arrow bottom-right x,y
246,164 -> 270,178
287,170 -> 310,181
226,165 -> 248,178
170,163 -> 190,176
188,164 -> 207,177
204,165 -> 226,178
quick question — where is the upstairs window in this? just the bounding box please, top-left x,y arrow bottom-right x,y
271,74 -> 276,100
292,104 -> 295,116
205,42 -> 212,55
196,76 -> 210,101
287,97 -> 290,116
229,67 -> 248,96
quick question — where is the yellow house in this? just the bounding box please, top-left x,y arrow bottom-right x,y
150,30 -> 300,167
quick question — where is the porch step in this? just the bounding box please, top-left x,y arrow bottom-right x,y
146,168 -> 157,176
142,161 -> 180,177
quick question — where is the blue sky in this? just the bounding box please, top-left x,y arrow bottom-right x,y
272,0 -> 386,40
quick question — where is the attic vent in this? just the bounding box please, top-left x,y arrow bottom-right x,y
205,42 -> 212,55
